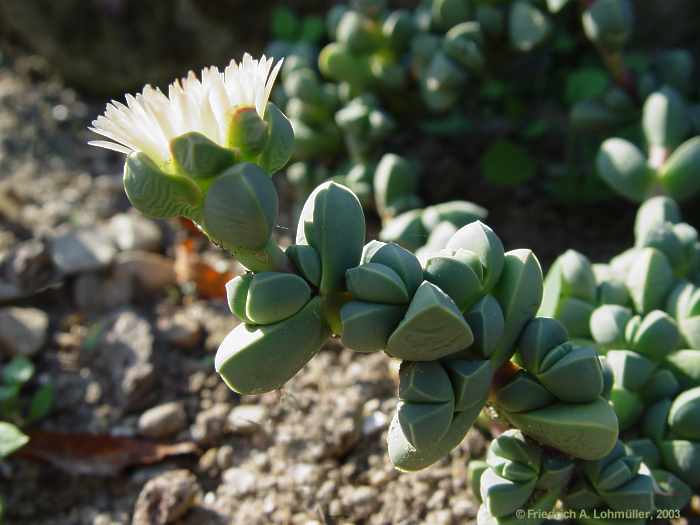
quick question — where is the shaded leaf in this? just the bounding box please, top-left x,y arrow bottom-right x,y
28,383 -> 54,423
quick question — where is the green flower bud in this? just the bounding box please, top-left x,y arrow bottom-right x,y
582,0 -> 634,51
257,103 -> 295,175
595,138 -> 653,202
346,262 -> 410,304
170,132 -> 236,178
658,137 -> 700,202
202,163 -> 278,251
215,297 -> 330,394
123,152 -> 203,220
297,181 -> 366,295
625,247 -> 674,314
642,87 -> 690,153
373,153 -> 420,219
386,281 -> 474,361
340,301 -> 406,352
509,1 -> 551,52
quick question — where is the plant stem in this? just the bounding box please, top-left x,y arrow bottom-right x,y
230,238 -> 292,273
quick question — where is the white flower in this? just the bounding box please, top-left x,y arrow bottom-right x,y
89,53 -> 283,165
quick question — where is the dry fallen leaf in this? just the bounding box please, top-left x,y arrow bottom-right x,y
18,431 -> 199,476
174,238 -> 233,300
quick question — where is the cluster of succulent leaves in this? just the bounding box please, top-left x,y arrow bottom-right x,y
267,0 -> 700,214
0,356 -> 53,459
541,195 -> 700,513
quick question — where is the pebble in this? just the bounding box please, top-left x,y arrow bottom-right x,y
113,251 -> 176,294
158,310 -> 201,349
190,403 -> 230,445
132,469 -> 201,525
50,227 -> 116,275
108,213 -> 162,252
221,467 -> 257,496
138,402 -> 187,439
73,271 -> 133,313
227,405 -> 267,435
0,306 -> 49,357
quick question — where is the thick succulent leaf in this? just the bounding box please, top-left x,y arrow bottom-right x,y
424,251 -> 483,311
643,369 -> 679,403
388,398 -> 484,471
632,310 -> 679,360
509,1 -> 550,52
123,152 -> 203,219
634,196 -> 681,243
398,361 -> 454,403
444,22 -> 485,71
379,209 -> 428,252
555,297 -> 595,339
590,305 -> 632,349
667,386 -> 700,440
245,272 -> 311,325
487,430 -> 542,476
203,163 -> 278,250
491,249 -> 544,367
605,350 -> 656,391
626,438 -> 660,468
536,344 -> 604,403
346,263 -> 409,304
643,87 -> 690,151
463,295 -> 505,359
599,473 -> 655,512
468,460 -> 489,503
663,349 -> 700,390
642,399 -> 672,442
422,201 -> 488,231
558,250 -> 597,302
659,137 -> 700,202
443,359 -> 492,411
397,400 -> 454,450
636,224 -> 685,274
537,455 -> 574,490
503,398 -> 618,460
297,181 -> 365,294
581,0 -> 634,50
373,153 -> 419,219
494,371 -> 556,413
285,244 -> 322,287
362,241 -> 423,296
597,456 -> 640,491
563,478 -> 604,509
679,317 -> 700,350
170,132 -> 236,178
319,43 -> 373,90
215,297 -> 330,394
625,248 -> 674,314
480,469 -> 536,518
0,422 -> 29,458
340,301 -> 405,353
225,274 -> 253,323
610,388 -> 645,430
517,317 -> 569,374
658,440 -> 700,488
432,0 -> 472,30
386,281 -> 474,361
447,221 -> 505,292
596,138 -> 653,202
652,468 -> 693,511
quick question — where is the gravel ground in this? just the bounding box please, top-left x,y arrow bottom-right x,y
0,49 -> 692,525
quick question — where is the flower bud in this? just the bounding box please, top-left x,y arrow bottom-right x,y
227,107 -> 269,159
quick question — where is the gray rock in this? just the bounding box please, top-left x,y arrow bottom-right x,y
220,467 -> 257,496
50,227 -> 116,275
190,403 -> 230,445
87,310 -> 154,412
0,306 -> 49,356
113,251 -> 176,293
138,402 -> 187,439
73,271 -> 133,313
108,213 -> 162,252
132,469 -> 200,525
0,239 -> 57,301
158,310 -> 201,349
227,405 -> 267,435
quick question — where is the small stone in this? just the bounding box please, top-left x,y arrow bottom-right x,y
132,469 -> 200,525
362,410 -> 388,437
227,405 -> 267,435
50,227 -> 116,275
108,213 -> 162,252
190,403 -> 229,445
74,271 -> 133,313
198,448 -> 218,474
0,307 -> 49,357
221,467 -> 257,496
138,402 -> 187,439
215,445 -> 234,470
158,311 -> 201,349
426,510 -> 453,525
113,251 -> 176,293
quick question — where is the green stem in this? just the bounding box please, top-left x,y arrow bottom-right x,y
230,238 -> 292,273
